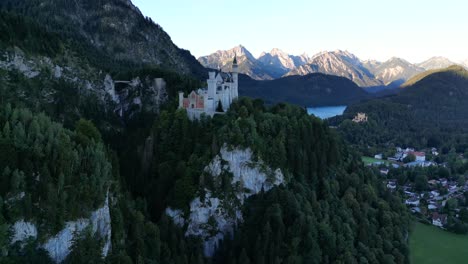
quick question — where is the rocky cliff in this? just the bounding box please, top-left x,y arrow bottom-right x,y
10,196 -> 111,263
166,146 -> 285,256
0,48 -> 168,120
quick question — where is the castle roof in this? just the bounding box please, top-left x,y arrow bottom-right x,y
217,72 -> 233,82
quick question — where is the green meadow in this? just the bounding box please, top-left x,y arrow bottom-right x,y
410,222 -> 468,264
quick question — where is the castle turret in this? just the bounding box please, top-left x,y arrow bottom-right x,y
207,71 -> 216,100
231,55 -> 239,100
178,91 -> 184,108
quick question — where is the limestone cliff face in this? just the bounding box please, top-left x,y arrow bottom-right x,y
0,49 -> 168,119
10,196 -> 111,263
10,220 -> 37,244
166,146 -> 284,256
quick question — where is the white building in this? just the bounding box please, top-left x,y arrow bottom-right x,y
405,198 -> 420,206
179,56 -> 239,119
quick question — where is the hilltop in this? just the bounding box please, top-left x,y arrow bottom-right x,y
334,66 -> 468,149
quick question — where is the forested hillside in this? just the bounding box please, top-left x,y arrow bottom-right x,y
333,66 -> 468,152
0,2 -> 411,263
239,73 -> 369,107
0,0 -> 207,77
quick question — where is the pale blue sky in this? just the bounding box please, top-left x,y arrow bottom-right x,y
133,0 -> 468,63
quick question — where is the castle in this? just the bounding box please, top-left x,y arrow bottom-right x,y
352,113 -> 368,123
179,56 -> 239,119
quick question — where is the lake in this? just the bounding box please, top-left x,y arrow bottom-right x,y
307,106 -> 347,119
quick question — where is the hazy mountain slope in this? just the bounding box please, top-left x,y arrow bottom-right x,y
369,57 -> 425,87
257,48 -> 309,78
397,66 -> 468,106
417,56 -> 458,70
461,59 -> 468,69
401,65 -> 466,87
198,45 -> 274,80
286,50 -> 382,87
239,73 -> 369,106
0,0 -> 207,77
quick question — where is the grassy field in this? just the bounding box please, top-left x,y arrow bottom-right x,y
361,156 -> 392,166
410,222 -> 468,264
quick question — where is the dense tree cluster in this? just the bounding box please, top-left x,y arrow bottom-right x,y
0,105 -> 111,233
212,99 -> 410,263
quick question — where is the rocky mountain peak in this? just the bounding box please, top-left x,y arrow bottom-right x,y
286,50 -> 381,87
417,56 -> 457,70
269,48 -> 288,57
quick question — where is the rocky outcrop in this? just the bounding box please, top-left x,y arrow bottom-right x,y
10,220 -> 37,245
0,50 -> 40,78
167,146 -> 284,257
0,49 -> 168,119
104,74 -> 119,103
114,76 -> 168,118
43,195 -> 111,263
10,196 -> 111,263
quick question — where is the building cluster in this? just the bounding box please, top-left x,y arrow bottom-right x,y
387,177 -> 468,228
178,57 -> 239,120
372,147 -> 437,168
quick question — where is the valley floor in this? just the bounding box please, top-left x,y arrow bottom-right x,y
410,222 -> 468,264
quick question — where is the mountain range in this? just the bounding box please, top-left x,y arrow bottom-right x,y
286,50 -> 381,87
199,46 -> 466,89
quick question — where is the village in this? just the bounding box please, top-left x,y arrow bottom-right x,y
365,146 -> 468,231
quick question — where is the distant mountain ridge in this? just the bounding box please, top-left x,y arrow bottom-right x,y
286,50 -> 382,87
199,46 -> 465,89
257,48 -> 309,78
198,46 -> 309,80
364,57 -> 425,87
197,45 -> 274,80
417,56 -> 458,70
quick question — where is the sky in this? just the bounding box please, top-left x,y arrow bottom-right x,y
133,0 -> 468,63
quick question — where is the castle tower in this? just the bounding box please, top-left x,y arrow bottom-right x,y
178,91 -> 184,108
231,55 -> 239,100
207,72 -> 216,99
207,72 -> 217,111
